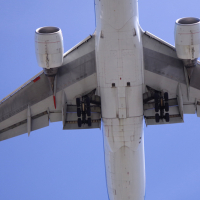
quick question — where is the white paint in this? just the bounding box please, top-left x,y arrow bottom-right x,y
95,0 -> 145,199
35,27 -> 64,69
174,17 -> 200,60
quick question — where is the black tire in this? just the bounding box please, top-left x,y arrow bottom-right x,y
155,113 -> 160,123
87,107 -> 91,116
155,103 -> 159,112
77,107 -> 81,117
165,113 -> 169,122
86,96 -> 90,107
165,102 -> 169,112
88,118 -> 91,126
76,98 -> 80,107
77,118 -> 82,127
154,93 -> 159,103
82,113 -> 86,124
164,92 -> 168,101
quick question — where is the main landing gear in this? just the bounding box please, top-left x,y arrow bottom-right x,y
154,92 -> 170,123
76,96 -> 92,127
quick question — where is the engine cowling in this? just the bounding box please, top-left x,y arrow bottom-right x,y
35,26 -> 64,69
174,17 -> 200,66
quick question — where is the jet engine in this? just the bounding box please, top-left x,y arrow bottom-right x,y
35,26 -> 64,71
35,26 -> 64,109
174,17 -> 200,67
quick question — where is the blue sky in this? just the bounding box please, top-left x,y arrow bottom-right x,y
0,0 -> 200,200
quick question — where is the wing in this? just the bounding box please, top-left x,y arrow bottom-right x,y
0,35 -> 101,141
142,31 -> 200,125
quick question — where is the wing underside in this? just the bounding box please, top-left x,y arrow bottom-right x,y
0,35 -> 101,141
142,31 -> 200,125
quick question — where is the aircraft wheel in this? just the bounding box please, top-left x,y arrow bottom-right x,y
87,107 -> 91,116
165,102 -> 169,112
88,118 -> 91,126
164,92 -> 168,101
76,98 -> 81,107
155,93 -> 159,103
78,118 -> 82,127
155,103 -> 159,112
165,113 -> 169,122
77,107 -> 81,117
86,96 -> 90,107
155,113 -> 160,123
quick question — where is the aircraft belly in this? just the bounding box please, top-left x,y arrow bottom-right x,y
95,0 -> 145,199
103,117 -> 143,152
103,130 -> 145,200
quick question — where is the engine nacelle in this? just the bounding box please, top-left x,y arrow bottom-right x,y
174,17 -> 200,66
35,27 -> 64,69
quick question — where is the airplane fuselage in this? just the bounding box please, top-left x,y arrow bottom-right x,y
95,0 -> 145,199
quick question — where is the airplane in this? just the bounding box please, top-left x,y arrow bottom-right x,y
0,0 -> 200,200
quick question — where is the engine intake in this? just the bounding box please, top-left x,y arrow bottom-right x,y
35,26 -> 64,69
174,17 -> 200,67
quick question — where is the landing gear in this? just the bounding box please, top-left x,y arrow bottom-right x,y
154,92 -> 170,123
87,107 -> 91,116
87,118 -> 91,127
165,102 -> 169,112
155,93 -> 159,103
86,96 -> 90,107
164,92 -> 168,101
86,96 -> 91,116
155,113 -> 160,123
165,113 -> 169,122
76,98 -> 81,107
76,96 -> 92,127
77,107 -> 81,117
78,118 -> 82,127
155,103 -> 159,112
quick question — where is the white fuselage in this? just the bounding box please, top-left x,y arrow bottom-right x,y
95,0 -> 145,199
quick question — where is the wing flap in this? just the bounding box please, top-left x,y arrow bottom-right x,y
49,113 -> 62,122
0,123 -> 27,141
0,111 -> 49,141
32,113 -> 49,131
